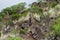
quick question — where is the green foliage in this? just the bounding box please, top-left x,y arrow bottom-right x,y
20,12 -> 28,17
48,2 -> 58,8
0,2 -> 27,21
0,22 -> 3,29
0,24 -> 2,28
51,17 -> 60,36
2,2 -> 26,15
8,20 -> 13,25
20,28 -> 28,34
2,7 -> 12,15
11,2 -> 26,14
6,37 -> 23,40
30,5 -> 43,14
37,0 -> 46,2
11,30 -> 20,34
11,13 -> 20,20
0,31 -> 1,36
54,4 -> 60,11
0,0 -> 59,39
0,12 -> 5,20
